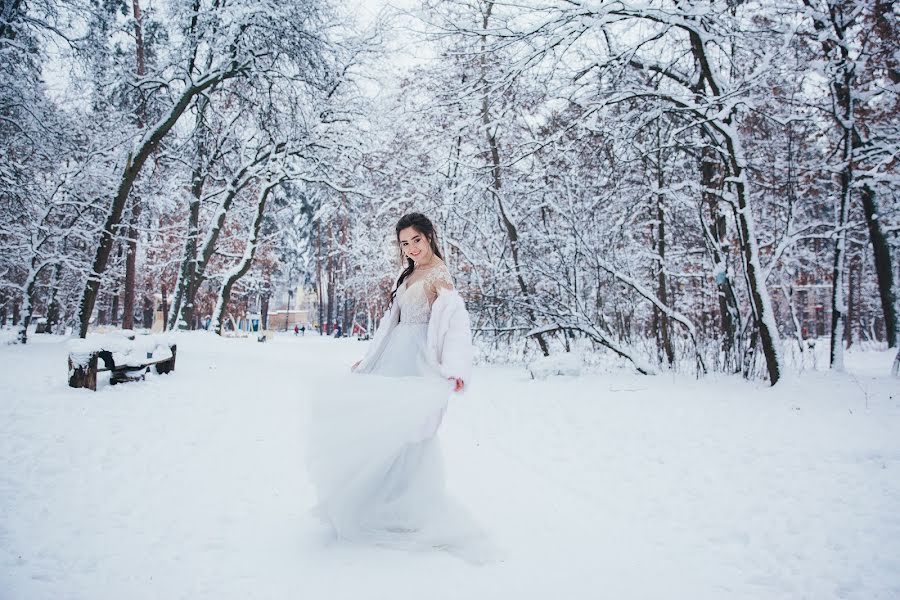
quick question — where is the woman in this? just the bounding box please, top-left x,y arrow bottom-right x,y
306,213 -> 486,559
352,213 -> 472,387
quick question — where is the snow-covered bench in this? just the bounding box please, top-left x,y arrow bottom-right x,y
527,352 -> 583,379
68,333 -> 177,391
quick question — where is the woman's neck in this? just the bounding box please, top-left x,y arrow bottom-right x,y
415,255 -> 440,270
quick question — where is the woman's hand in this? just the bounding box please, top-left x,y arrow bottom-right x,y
449,377 -> 464,392
351,360 -> 361,372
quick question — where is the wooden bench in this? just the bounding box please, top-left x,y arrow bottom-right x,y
68,335 -> 177,391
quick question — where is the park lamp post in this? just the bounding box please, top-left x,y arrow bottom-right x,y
286,288 -> 293,331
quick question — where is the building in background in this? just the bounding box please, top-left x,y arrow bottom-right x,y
268,284 -> 318,331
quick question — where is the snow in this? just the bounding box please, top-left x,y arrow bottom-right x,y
66,332 -> 176,368
527,351 -> 583,378
1,333 -> 899,599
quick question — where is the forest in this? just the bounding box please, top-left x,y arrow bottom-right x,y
2,0 -> 898,384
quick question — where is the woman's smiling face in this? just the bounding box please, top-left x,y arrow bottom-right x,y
397,226 -> 432,264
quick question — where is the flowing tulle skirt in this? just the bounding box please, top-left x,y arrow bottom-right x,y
305,323 -> 491,560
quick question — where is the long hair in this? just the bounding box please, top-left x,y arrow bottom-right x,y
391,212 -> 443,302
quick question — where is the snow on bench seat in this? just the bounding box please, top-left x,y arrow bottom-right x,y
67,332 -> 177,390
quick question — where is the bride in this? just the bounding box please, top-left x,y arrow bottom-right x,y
305,212 -> 487,558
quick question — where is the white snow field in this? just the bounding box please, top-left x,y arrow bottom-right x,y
1,332 -> 898,600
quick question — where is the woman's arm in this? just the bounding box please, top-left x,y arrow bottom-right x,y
428,288 -> 474,391
425,268 -> 468,390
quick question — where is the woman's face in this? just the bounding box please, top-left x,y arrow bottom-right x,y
398,226 -> 432,264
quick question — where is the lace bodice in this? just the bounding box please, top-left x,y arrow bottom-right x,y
398,264 -> 453,324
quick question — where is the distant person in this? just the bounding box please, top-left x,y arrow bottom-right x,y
300,325 -> 306,336
294,324 -> 299,336
335,323 -> 342,338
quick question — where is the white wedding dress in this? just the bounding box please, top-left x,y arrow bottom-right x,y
305,265 -> 489,559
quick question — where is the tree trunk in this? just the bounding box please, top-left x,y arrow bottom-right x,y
132,0 -> 147,111
122,0 -> 147,331
123,202 -> 140,330
46,265 -> 62,333
829,67 -> 854,370
166,4 -> 216,330
685,25 -> 782,384
16,261 -> 42,344
846,250 -> 857,349
727,153 -> 784,385
110,290 -> 120,327
213,182 -> 278,334
143,295 -> 154,329
860,184 -> 897,347
851,0 -> 896,347
77,61 -> 246,337
802,0 -> 887,356
654,141 -> 674,366
340,206 -> 352,336
700,147 -> 740,372
343,297 -> 352,337
260,293 -> 269,330
326,222 -> 335,335
316,220 -> 324,334
161,284 -> 168,329
180,146 -> 281,326
480,2 -> 548,356
168,96 -> 210,330
782,284 -> 806,356
168,156 -> 204,330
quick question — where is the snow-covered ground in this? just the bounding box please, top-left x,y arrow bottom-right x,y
1,332 -> 898,600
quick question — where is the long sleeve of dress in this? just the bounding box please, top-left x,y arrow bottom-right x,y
427,289 -> 474,384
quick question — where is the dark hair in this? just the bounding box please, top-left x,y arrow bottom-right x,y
391,212 -> 444,302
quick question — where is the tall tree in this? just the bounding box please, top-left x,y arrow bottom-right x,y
121,0 -> 148,330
